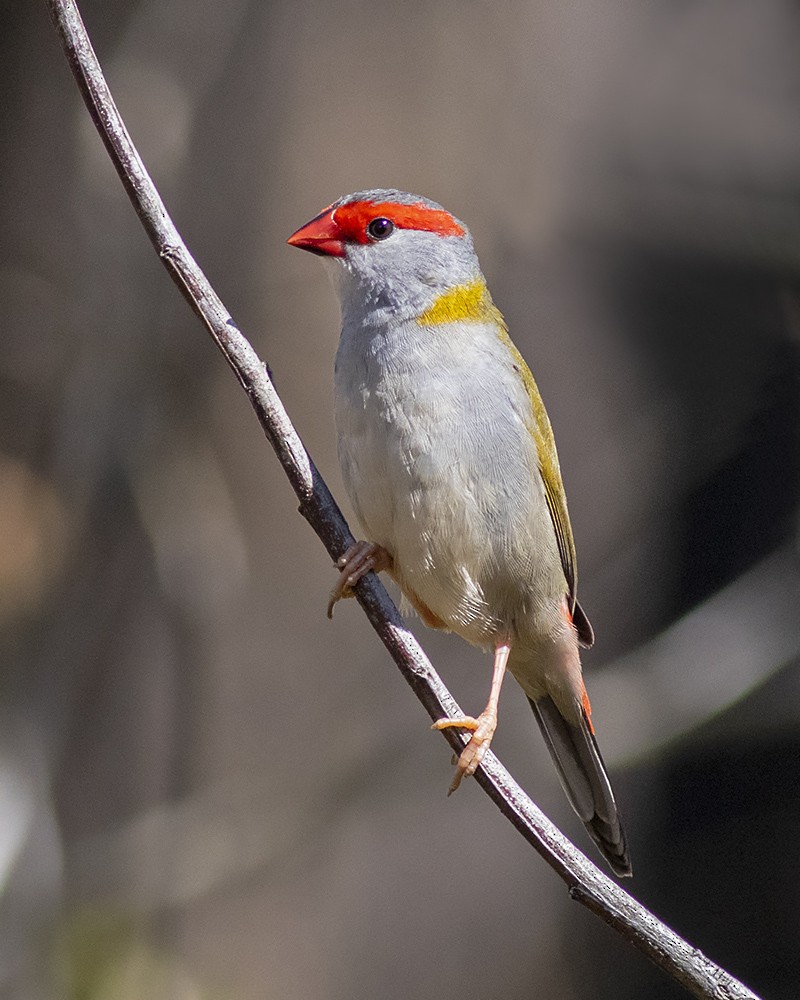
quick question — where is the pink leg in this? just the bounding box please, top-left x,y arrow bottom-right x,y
327,541 -> 393,619
432,641 -> 511,794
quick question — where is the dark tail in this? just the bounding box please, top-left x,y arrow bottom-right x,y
529,695 -> 632,877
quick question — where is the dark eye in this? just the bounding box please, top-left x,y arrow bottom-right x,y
367,217 -> 394,241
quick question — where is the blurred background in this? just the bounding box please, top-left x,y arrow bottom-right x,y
2,1 -> 800,997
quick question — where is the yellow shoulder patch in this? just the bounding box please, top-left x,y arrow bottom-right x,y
417,280 -> 505,326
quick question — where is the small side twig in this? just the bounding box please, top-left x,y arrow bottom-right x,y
45,3 -> 761,998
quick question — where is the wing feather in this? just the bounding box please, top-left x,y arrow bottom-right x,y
493,314 -> 594,648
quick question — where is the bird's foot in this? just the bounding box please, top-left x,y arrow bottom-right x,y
432,709 -> 498,795
327,541 -> 393,618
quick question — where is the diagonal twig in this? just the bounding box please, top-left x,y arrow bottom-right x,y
45,2 -> 761,998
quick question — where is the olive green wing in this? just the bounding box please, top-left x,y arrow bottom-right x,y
497,325 -> 594,648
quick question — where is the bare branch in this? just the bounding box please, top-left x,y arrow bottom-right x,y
45,2 -> 761,998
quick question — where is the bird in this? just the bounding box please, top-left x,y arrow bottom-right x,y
287,189 -> 631,877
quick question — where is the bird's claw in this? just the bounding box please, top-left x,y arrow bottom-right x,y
327,541 -> 392,618
432,711 -> 497,794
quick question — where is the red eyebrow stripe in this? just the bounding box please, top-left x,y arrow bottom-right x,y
333,200 -> 464,242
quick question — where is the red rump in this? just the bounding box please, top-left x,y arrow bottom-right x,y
581,683 -> 595,734
333,200 -> 465,242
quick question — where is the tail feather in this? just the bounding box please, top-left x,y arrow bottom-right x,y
529,695 -> 632,878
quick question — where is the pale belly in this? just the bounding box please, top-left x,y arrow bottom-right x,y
334,333 -> 565,648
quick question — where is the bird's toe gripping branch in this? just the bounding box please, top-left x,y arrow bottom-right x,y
433,710 -> 498,794
327,541 -> 393,618
432,641 -> 510,794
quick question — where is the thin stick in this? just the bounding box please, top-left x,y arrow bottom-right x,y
45,3 -> 761,998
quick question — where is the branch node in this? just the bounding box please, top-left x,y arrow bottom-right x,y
159,243 -> 181,262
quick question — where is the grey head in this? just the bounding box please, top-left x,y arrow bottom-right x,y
289,189 -> 484,324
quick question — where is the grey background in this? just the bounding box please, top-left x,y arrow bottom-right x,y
2,1 -> 799,997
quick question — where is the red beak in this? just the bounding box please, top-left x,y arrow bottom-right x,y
287,207 -> 346,258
